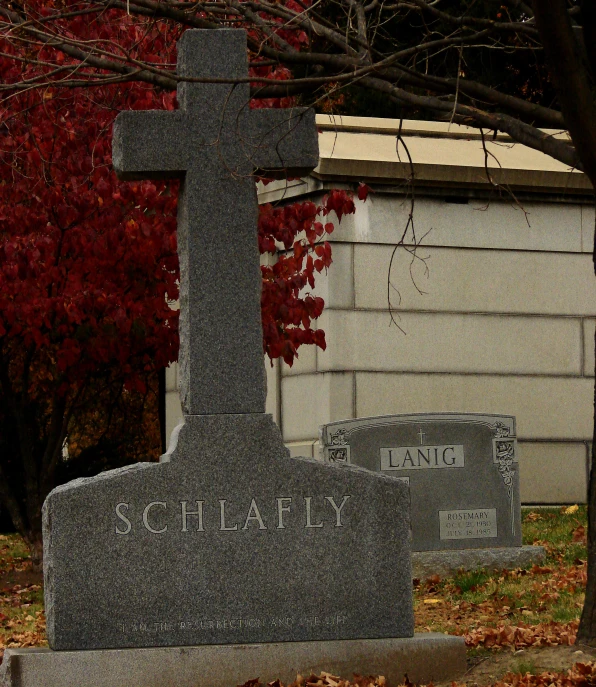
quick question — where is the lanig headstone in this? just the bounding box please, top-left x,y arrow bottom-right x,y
321,413 -> 545,575
41,30 -> 416,652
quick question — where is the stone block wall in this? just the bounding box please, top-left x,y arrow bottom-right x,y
276,193 -> 595,504
165,116 -> 596,505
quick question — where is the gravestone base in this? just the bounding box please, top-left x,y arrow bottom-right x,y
0,634 -> 466,687
412,545 -> 546,580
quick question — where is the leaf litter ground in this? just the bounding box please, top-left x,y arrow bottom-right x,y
414,506 -> 586,647
0,506 -> 592,686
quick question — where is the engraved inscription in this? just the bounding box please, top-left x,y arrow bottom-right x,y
118,613 -> 349,634
380,445 -> 464,470
115,495 -> 352,534
439,509 -> 497,540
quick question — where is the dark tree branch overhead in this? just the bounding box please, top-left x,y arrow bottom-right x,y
532,0 -> 596,185
0,0 -> 579,164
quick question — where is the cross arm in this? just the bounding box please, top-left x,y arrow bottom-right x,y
113,111 -> 189,181
246,108 -> 319,179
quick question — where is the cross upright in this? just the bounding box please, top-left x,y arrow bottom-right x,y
113,29 -> 318,415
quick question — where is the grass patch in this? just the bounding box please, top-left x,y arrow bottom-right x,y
0,534 -> 46,654
453,569 -> 492,593
414,506 -> 587,637
0,535 -> 31,577
512,659 -> 537,675
522,506 -> 587,564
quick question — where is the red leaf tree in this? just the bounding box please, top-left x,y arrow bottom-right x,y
0,7 -> 357,567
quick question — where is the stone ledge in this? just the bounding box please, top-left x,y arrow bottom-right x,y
0,634 -> 466,687
412,545 -> 546,580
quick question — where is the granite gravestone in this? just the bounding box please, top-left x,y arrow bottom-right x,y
41,29 -> 414,652
321,413 -> 522,552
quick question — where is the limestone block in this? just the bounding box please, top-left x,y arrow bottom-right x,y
354,373 -> 594,440
583,319 -> 595,377
257,177 -> 321,204
354,245 -> 596,316
317,310 -> 582,376
282,342 -> 318,377
265,357 -> 280,424
316,126 -> 590,193
518,442 -> 588,503
164,391 -> 183,445
286,440 -> 319,458
309,242 -> 354,309
260,251 -> 277,268
327,195 -> 582,253
281,373 -> 353,442
582,205 -> 595,253
164,364 -> 178,393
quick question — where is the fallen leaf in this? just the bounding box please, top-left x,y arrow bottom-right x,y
465,620 -> 578,649
238,678 -> 261,687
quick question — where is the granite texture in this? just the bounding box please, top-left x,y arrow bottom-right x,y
0,635 -> 466,687
412,545 -> 546,580
44,414 -> 413,651
112,30 -> 318,416
45,28 -> 414,656
320,413 -> 521,552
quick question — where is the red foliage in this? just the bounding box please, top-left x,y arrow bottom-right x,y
0,3 -> 359,403
260,196 -> 351,364
357,183 -> 372,201
0,86 -> 180,399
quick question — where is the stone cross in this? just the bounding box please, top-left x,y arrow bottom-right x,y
113,29 -> 318,415
40,27 -> 414,657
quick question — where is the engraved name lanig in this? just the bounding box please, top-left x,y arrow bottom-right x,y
321,413 -> 520,546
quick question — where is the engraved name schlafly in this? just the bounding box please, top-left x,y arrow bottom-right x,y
115,496 -> 351,534
380,445 -> 465,470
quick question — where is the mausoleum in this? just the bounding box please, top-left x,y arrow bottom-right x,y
166,115 -> 596,506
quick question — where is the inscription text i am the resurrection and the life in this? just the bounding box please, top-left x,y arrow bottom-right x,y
119,613 -> 349,636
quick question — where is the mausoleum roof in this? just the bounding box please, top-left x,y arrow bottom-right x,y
257,115 -> 591,204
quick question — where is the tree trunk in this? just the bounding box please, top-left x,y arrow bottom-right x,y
0,482 -> 45,573
577,209 -> 596,645
25,532 -> 44,574
532,0 -> 596,643
0,420 -> 51,572
578,321 -> 596,644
